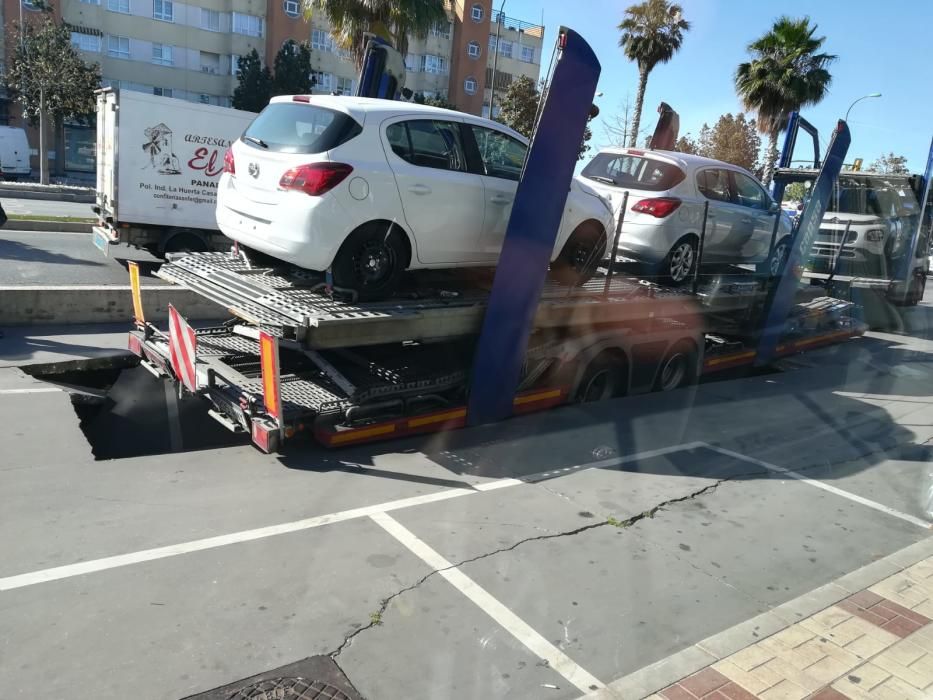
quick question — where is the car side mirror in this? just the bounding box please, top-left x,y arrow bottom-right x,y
769,201 -> 780,214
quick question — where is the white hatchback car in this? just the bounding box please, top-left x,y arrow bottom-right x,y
581,148 -> 793,283
216,95 -> 614,299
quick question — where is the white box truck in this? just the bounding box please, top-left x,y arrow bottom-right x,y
93,89 -> 255,257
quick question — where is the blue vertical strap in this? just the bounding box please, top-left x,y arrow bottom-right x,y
894,136 -> 933,285
771,112 -> 799,203
467,28 -> 601,426
755,120 -> 851,367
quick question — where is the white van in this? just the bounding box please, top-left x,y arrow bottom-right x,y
0,127 -> 31,179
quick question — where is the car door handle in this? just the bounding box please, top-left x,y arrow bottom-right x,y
408,184 -> 432,195
490,195 -> 512,205
741,217 -> 753,224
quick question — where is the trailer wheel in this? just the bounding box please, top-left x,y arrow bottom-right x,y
552,222 -> 608,286
758,237 -> 791,277
655,340 -> 698,392
575,351 -> 626,403
332,222 -> 408,301
663,235 -> 698,285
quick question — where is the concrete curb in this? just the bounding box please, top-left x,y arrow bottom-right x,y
4,219 -> 94,233
0,286 -> 227,325
0,187 -> 94,203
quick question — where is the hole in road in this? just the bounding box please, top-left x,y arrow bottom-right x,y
59,365 -> 243,460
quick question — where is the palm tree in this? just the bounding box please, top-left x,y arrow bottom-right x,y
735,16 -> 836,185
309,0 -> 448,70
618,0 -> 690,148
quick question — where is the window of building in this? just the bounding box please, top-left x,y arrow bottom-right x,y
404,54 -> 419,72
153,87 -> 173,98
386,120 -> 467,172
311,29 -> 334,52
311,71 -> 333,91
485,68 -> 512,90
201,8 -> 221,31
71,32 -> 101,53
107,0 -> 129,13
152,43 -> 174,66
79,0 -> 101,5
199,94 -> 211,105
488,34 -> 497,50
498,40 -> 512,58
153,0 -> 173,22
200,51 -> 221,74
467,41 -> 480,59
335,76 -> 354,95
431,20 -> 450,38
471,3 -> 483,22
421,54 -> 447,74
464,76 -> 477,95
107,35 -> 130,58
283,0 -> 299,17
520,45 -> 534,63
232,12 -> 263,37
230,54 -> 241,76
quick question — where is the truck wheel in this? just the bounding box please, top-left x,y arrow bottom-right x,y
163,232 -> 208,255
575,351 -> 626,403
758,237 -> 791,277
551,222 -> 608,286
332,223 -> 408,301
663,236 -> 697,285
654,341 -> 698,392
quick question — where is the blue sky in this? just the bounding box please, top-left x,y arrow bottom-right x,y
503,0 -> 932,172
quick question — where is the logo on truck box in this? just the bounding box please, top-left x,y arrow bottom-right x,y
142,123 -> 181,175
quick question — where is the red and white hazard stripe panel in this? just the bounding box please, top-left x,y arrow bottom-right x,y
168,305 -> 198,393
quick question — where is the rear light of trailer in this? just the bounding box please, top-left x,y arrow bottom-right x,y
279,163 -> 354,196
223,147 -> 235,175
632,196 -> 682,218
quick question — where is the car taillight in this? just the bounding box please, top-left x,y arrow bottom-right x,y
279,163 -> 353,196
632,197 -> 681,218
223,147 -> 235,175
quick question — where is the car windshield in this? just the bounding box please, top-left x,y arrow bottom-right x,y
581,152 -> 685,191
828,175 -> 918,217
241,102 -> 361,154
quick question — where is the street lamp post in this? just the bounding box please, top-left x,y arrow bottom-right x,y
488,0 -> 506,120
845,92 -> 882,122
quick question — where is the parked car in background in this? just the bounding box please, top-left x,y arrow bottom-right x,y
581,148 -> 793,283
216,96 -> 615,300
0,126 -> 31,180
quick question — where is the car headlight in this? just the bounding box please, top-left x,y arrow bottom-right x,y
866,229 -> 884,242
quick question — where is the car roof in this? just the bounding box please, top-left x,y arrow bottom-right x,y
593,146 -> 756,175
269,94 -> 525,141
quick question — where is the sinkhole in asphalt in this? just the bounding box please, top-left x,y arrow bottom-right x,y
60,365 -> 243,460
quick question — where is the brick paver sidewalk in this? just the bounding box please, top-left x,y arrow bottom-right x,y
653,558 -> 933,699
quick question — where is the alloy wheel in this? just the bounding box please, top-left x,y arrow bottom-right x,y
669,242 -> 695,283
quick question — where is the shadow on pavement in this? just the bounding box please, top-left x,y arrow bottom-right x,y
0,238 -> 105,267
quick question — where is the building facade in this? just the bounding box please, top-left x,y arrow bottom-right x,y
0,0 -> 542,172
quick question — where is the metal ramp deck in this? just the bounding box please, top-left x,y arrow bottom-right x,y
157,252 -> 771,349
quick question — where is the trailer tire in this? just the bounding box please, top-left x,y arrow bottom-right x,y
654,340 -> 698,392
575,351 -> 627,403
663,235 -> 698,285
551,221 -> 608,286
332,222 -> 408,301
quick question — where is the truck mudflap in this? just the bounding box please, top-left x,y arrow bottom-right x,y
92,224 -> 119,256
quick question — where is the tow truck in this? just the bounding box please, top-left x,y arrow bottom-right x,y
120,29 -> 865,452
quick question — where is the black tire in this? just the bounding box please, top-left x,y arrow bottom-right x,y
575,351 -> 626,403
332,222 -> 408,301
906,273 -> 926,307
663,236 -> 697,285
758,237 -> 791,277
551,222 -> 608,286
162,232 -> 208,255
654,340 -> 698,392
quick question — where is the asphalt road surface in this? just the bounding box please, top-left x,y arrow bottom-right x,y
2,196 -> 94,219
0,229 -> 164,285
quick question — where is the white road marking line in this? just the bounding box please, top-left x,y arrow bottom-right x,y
163,381 -> 183,452
0,442 -> 704,592
0,387 -> 61,394
702,443 -> 932,530
370,511 -> 604,694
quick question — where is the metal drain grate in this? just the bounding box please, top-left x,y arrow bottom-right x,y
227,677 -> 350,700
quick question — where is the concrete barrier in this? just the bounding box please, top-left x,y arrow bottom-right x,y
0,186 -> 95,203
0,286 -> 228,325
4,220 -> 94,233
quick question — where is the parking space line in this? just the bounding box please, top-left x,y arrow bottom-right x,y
0,442 -> 704,592
370,511 -> 605,694
702,443 -> 931,530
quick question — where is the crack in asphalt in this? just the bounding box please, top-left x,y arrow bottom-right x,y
329,471 -> 764,660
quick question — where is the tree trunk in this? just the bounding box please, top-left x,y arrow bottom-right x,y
54,115 -> 65,177
629,68 -> 648,148
762,130 -> 779,187
39,89 -> 48,185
